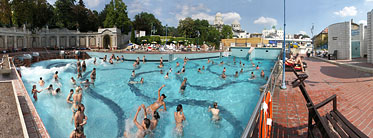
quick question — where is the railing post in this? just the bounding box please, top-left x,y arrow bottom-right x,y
333,95 -> 337,111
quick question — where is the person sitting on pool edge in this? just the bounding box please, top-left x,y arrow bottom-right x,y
208,102 -> 220,122
124,105 -> 150,138
129,78 -> 144,84
39,77 -> 45,86
174,104 -> 186,136
180,78 -> 187,92
146,85 -> 167,115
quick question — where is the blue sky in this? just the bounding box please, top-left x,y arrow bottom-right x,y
47,0 -> 373,36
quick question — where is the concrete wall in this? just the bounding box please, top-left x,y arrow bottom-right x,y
250,48 -> 281,59
328,21 -> 351,60
230,47 -> 251,57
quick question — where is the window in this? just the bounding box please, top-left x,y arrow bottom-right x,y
332,37 -> 338,40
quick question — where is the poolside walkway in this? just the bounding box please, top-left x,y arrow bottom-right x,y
271,57 -> 373,138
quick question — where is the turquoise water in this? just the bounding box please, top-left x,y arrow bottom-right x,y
21,55 -> 275,138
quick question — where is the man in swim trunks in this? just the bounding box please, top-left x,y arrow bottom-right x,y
147,85 -> 167,114
261,70 -> 265,78
208,102 -> 220,122
250,72 -> 255,79
240,68 -> 244,73
53,71 -> 59,81
176,62 -> 179,67
174,104 -> 186,136
235,71 -> 239,78
142,56 -> 145,63
180,78 -> 187,91
39,77 -> 45,86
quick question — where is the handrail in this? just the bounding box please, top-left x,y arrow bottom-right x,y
241,53 -> 282,138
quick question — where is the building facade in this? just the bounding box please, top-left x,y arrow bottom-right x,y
0,26 -> 130,51
368,10 -> 373,63
312,28 -> 328,49
214,12 -> 224,32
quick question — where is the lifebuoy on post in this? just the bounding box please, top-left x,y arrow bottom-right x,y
258,92 -> 272,138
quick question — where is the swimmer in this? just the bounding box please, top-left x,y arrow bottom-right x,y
77,59 -> 81,67
116,56 -> 120,62
71,77 -> 77,86
240,68 -> 243,73
158,63 -> 164,68
160,70 -> 163,74
103,55 -> 107,62
142,56 -> 145,63
80,79 -> 92,88
133,62 -> 137,68
53,71 -> 59,81
77,71 -> 82,79
31,85 -> 42,101
242,63 -> 245,67
221,72 -> 226,79
169,68 -> 172,73
235,71 -> 239,78
90,68 -> 96,84
128,78 -> 144,84
176,62 -> 180,67
109,58 -> 113,64
74,104 -> 88,128
256,65 -> 259,70
181,66 -> 185,73
39,77 -> 45,86
220,61 -> 224,65
180,78 -> 187,91
207,59 -> 211,64
211,60 -> 215,64
261,70 -> 265,78
208,102 -> 220,121
202,66 -> 205,70
239,61 -> 242,66
45,84 -> 54,94
164,72 -> 169,79
52,88 -> 61,96
160,57 -> 163,63
66,89 -> 74,104
121,55 -> 125,62
132,70 -> 136,77
124,105 -> 150,138
69,125 -> 86,138
198,68 -> 202,73
176,71 -> 181,75
174,104 -> 186,135
77,66 -> 81,74
223,67 -> 226,72
81,61 -> 86,72
252,63 -> 255,67
146,85 -> 167,114
136,57 -> 140,65
250,72 -> 255,79
150,111 -> 160,130
93,57 -> 96,65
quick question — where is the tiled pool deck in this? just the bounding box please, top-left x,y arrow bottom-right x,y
271,57 -> 373,138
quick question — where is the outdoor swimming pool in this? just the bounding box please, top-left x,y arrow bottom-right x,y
21,53 -> 276,138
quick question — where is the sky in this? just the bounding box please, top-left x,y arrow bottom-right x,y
47,0 -> 373,36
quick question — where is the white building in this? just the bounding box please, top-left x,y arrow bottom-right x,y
368,10 -> 373,63
214,12 -> 224,32
231,20 -> 248,38
262,26 -> 284,39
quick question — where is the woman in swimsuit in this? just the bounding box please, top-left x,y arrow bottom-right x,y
146,85 -> 167,115
180,78 -> 187,91
181,66 -> 185,73
208,102 -> 220,122
90,68 -> 96,84
124,105 -> 151,138
174,104 -> 186,136
74,104 -> 88,128
45,84 -> 54,94
164,72 -> 169,79
32,85 -> 42,101
71,88 -> 82,123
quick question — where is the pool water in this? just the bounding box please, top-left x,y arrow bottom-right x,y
21,56 -> 275,138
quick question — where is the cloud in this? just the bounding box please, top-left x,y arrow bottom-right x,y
334,6 -> 357,17
299,31 -> 307,35
85,0 -> 102,8
358,20 -> 367,25
221,12 -> 241,24
47,0 -> 56,5
366,0 -> 373,2
127,0 -> 151,16
253,16 -> 277,26
154,8 -> 162,16
174,4 -> 241,24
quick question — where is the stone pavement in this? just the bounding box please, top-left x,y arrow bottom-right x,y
271,57 -> 373,138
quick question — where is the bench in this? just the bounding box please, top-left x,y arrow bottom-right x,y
291,69 -> 368,138
328,50 -> 337,60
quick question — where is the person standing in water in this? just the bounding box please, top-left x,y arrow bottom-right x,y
124,104 -> 150,138
74,104 -> 88,128
146,85 -> 167,115
39,77 -> 45,86
81,61 -> 86,72
93,57 -> 96,65
174,104 -> 186,135
66,89 -> 74,104
208,102 -> 220,122
90,68 -> 96,84
180,78 -> 187,92
32,85 -> 42,101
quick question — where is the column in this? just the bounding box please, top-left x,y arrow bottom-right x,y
76,36 -> 79,47
24,36 -> 27,49
66,36 -> 70,48
14,36 -> 17,49
39,36 -> 42,48
86,36 -> 89,48
56,36 -> 60,49
4,35 -> 7,49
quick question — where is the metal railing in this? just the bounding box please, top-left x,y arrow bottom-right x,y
241,54 -> 283,138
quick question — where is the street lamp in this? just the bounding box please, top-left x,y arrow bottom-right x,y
165,24 -> 168,45
281,0 -> 287,89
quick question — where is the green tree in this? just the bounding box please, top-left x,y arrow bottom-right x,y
54,0 -> 77,29
177,17 -> 195,38
132,12 -> 163,36
207,26 -> 220,48
11,0 -> 33,27
103,0 -> 131,34
0,0 -> 12,26
32,0 -> 54,30
220,25 -> 233,39
130,28 -> 135,43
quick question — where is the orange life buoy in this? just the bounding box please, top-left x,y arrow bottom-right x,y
258,92 -> 272,138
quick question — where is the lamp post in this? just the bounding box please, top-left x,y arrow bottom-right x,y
165,24 -> 168,45
281,0 -> 287,89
